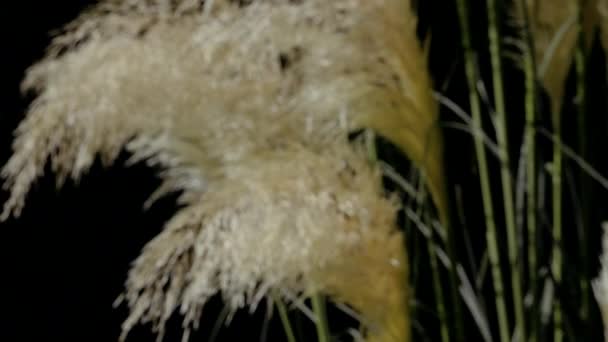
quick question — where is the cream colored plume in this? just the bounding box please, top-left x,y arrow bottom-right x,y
517,0 -> 598,115
1,0 -> 442,341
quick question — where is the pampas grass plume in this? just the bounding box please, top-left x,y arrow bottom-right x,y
1,1 -> 442,341
518,0 -> 598,114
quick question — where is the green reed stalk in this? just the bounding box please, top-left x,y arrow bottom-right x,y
455,1 -> 511,342
311,294 -> 330,342
548,3 -> 576,338
551,109 -> 563,342
517,1 -> 539,341
549,44 -> 564,342
486,0 -> 526,339
425,213 -> 450,342
275,297 -> 297,342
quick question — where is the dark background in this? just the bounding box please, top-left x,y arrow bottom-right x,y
1,1 -> 607,341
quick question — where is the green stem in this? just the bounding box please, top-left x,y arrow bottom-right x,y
311,294 -> 330,342
426,218 -> 449,342
486,0 -> 526,340
275,297 -> 297,342
455,1 -> 511,342
549,2 -> 569,338
551,114 -> 563,342
517,1 -> 538,341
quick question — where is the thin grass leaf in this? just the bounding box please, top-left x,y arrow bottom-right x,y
457,265 -> 494,342
455,1 -> 511,341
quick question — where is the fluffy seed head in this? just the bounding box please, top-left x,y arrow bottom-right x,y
1,1 -> 440,341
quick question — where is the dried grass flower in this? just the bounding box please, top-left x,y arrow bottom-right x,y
517,0 -> 598,115
1,1 -> 441,341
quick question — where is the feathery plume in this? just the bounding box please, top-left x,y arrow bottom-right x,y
516,0 -> 598,115
120,143 -> 406,341
2,0 -> 441,341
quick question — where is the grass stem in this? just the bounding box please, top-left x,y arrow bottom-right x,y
275,297 -> 297,342
311,294 -> 330,342
516,1 -> 539,341
486,0 -> 526,339
455,1 -> 511,342
551,115 -> 563,342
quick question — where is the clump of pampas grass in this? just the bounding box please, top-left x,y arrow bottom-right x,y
1,0 -> 442,341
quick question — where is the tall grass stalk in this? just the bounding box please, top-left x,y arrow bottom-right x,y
547,3 -> 572,335
275,297 -> 297,342
311,294 -> 330,342
516,1 -> 539,341
486,0 -> 526,339
455,1 -> 511,342
516,1 -> 582,339
426,221 -> 450,342
550,67 -> 564,342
